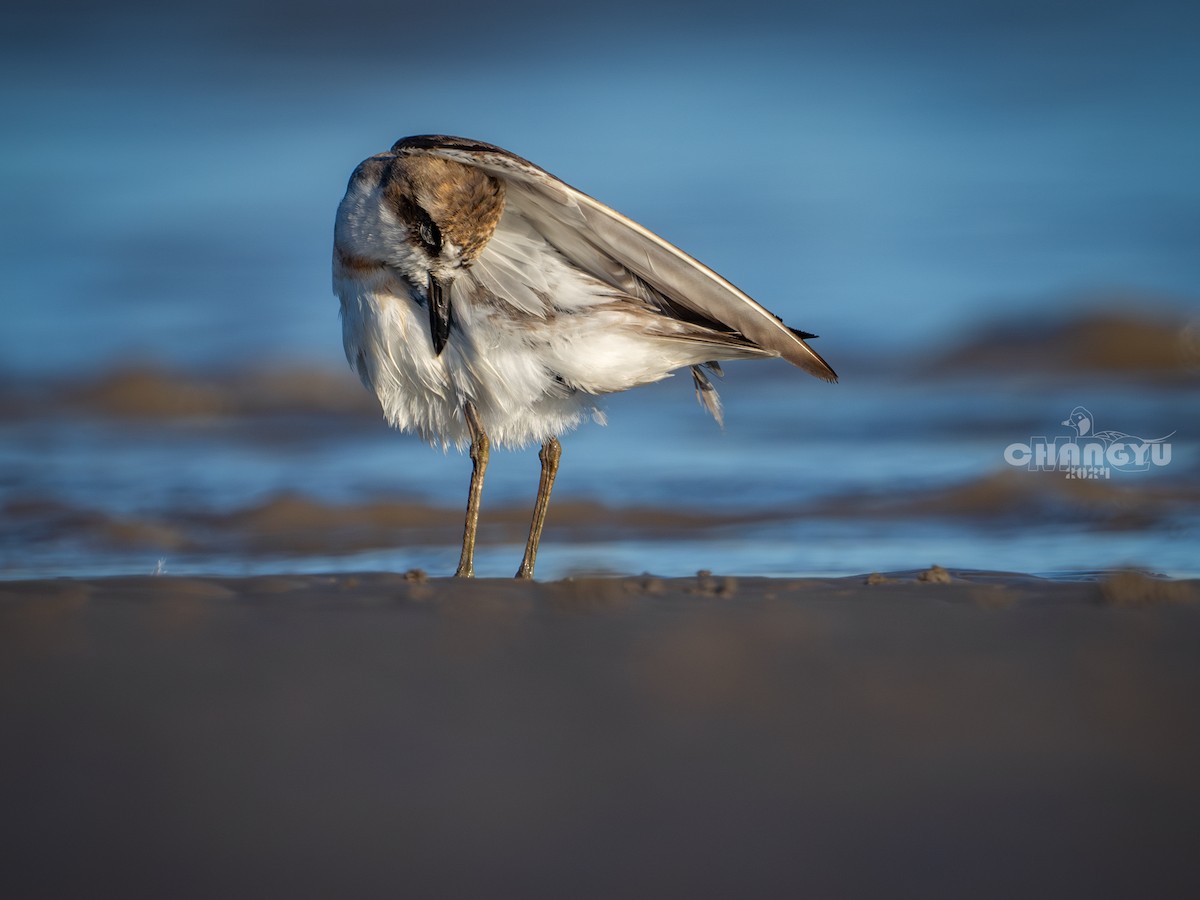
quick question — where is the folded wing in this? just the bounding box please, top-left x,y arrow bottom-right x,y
394,135 -> 837,382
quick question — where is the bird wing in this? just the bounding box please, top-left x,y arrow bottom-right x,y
392,135 -> 837,382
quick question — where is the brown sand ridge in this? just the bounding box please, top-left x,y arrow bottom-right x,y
928,307 -> 1200,378
206,493 -> 790,554
0,364 -> 381,421
2,492 -> 789,559
816,467 -> 1200,529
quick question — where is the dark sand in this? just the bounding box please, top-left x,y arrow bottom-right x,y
3,569 -> 1199,898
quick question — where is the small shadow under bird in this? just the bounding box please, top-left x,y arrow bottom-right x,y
333,135 -> 836,578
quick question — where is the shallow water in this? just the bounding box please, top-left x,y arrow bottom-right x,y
2,364 -> 1196,579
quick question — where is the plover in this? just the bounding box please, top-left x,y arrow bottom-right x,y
333,135 -> 836,578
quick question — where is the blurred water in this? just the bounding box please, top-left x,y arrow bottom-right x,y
1,1 -> 1197,578
2,369 -> 1196,578
2,2 -> 1198,376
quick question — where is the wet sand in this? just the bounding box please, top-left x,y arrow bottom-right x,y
3,569 -> 1199,898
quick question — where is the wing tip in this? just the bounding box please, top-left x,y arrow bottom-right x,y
785,326 -> 837,380
791,341 -> 839,383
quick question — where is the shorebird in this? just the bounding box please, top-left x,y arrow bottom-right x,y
333,135 -> 836,578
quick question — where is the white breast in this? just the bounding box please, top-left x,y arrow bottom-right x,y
336,266 -> 606,450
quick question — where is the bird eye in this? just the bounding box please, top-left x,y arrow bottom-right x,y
415,210 -> 442,257
396,198 -> 441,258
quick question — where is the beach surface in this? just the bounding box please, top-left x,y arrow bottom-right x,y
4,568 -> 1199,898
4,5 -> 1199,895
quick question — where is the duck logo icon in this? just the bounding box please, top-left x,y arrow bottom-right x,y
1004,407 -> 1174,479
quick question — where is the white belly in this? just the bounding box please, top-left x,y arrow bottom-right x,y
338,281 -> 604,449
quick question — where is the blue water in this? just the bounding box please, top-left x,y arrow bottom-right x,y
2,369 -> 1196,578
1,2 -> 1197,578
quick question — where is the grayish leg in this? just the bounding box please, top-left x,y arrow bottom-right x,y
455,401 -> 488,578
515,437 -> 562,580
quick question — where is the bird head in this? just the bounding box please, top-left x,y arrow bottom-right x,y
335,149 -> 504,284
